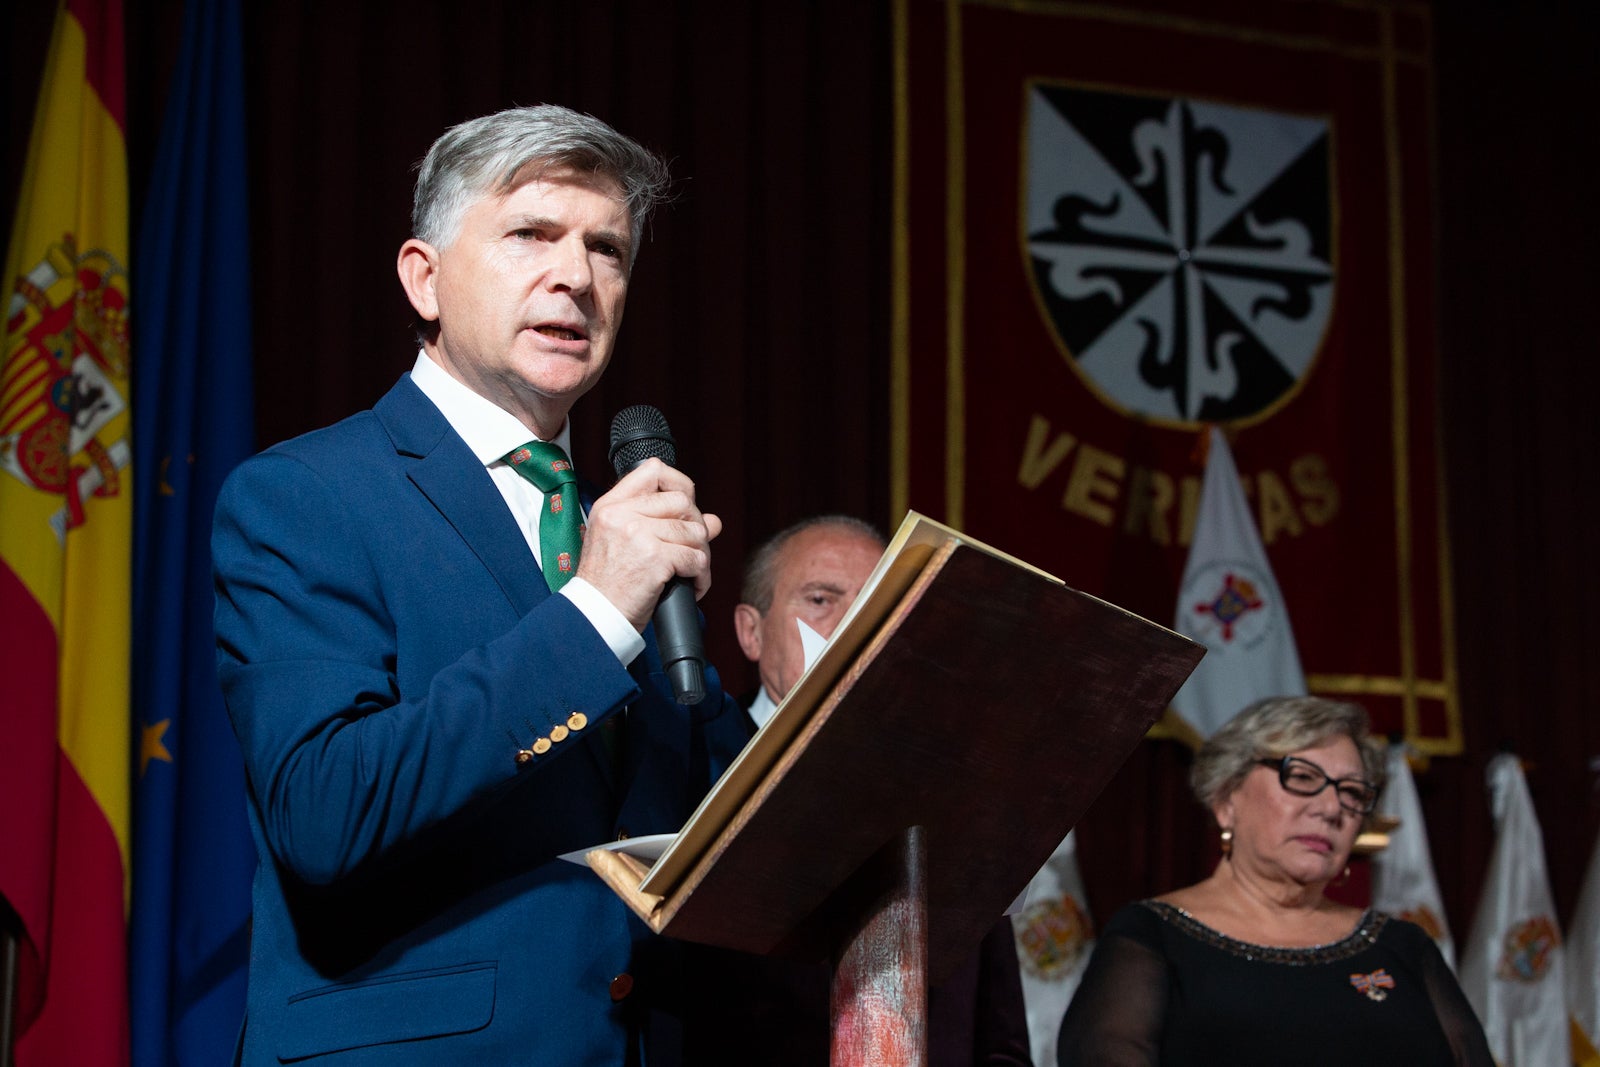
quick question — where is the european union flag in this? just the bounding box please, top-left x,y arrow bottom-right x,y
130,0 -> 255,1062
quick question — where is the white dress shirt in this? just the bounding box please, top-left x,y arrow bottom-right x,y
409,351 -> 645,666
746,686 -> 778,731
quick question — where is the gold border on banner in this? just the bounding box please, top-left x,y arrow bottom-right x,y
891,0 -> 1462,753
957,0 -> 1430,66
1151,674 -> 1461,755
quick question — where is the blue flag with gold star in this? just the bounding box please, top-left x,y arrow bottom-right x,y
130,0 -> 255,1061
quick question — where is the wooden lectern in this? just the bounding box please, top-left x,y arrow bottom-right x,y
590,514 -> 1204,1066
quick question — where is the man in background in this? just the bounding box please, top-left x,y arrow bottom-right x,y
731,514 -> 885,733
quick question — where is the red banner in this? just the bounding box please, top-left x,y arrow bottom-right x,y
894,0 -> 1457,749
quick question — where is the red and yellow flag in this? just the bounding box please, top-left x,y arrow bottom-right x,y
1,0 -> 131,1062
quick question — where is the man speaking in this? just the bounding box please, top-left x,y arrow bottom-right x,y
212,104 -> 750,1064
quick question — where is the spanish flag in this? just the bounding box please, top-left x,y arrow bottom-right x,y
1,0 -> 132,1063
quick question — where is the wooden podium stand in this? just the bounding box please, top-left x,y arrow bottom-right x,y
590,516 -> 1203,1065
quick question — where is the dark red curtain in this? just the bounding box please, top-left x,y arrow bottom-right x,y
1431,2 -> 1600,931
5,0 -> 1597,945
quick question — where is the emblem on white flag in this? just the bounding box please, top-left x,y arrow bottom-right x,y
1012,830 -> 1096,1067
1569,824 -> 1600,1062
1460,753 -> 1570,1066
1169,427 -> 1305,738
1371,743 -> 1456,969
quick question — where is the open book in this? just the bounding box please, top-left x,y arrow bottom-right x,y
586,510 -> 1203,975
648,511 -> 1057,892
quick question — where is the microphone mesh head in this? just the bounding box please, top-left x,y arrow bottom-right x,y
609,404 -> 677,476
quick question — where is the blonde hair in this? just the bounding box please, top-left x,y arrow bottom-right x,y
1190,696 -> 1383,810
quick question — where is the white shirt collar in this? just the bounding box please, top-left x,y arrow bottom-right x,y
747,686 -> 779,731
409,350 -> 573,463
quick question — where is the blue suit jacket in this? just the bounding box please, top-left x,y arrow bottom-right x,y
213,375 -> 749,1064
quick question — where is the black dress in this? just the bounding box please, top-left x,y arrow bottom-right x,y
1056,901 -> 1493,1066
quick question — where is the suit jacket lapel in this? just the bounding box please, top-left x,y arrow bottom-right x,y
377,377 -> 630,788
374,377 -> 548,618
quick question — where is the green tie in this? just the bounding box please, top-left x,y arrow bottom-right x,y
506,441 -> 584,591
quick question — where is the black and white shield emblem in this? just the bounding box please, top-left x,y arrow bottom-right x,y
1024,84 -> 1334,425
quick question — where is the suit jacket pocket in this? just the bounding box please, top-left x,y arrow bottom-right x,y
278,962 -> 496,1061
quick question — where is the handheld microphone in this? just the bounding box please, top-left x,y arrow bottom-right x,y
608,405 -> 707,705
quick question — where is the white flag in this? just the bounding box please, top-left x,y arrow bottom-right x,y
1570,825 -> 1600,1063
1460,753 -> 1570,1066
1370,743 -> 1456,969
1011,831 -> 1095,1067
1169,427 -> 1305,737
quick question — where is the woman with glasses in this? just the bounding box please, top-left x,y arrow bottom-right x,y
1056,696 -> 1491,1066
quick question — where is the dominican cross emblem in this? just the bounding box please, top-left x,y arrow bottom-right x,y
1024,83 -> 1333,425
1191,572 -> 1264,642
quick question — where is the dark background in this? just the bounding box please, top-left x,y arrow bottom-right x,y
6,0 -> 1598,944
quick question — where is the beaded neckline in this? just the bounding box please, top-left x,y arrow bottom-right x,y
1140,900 -> 1388,965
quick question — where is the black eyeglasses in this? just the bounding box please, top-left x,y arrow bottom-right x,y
1256,756 -> 1378,815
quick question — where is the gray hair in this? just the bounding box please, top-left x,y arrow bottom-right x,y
740,515 -> 886,613
1190,695 -> 1384,810
411,104 -> 671,257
